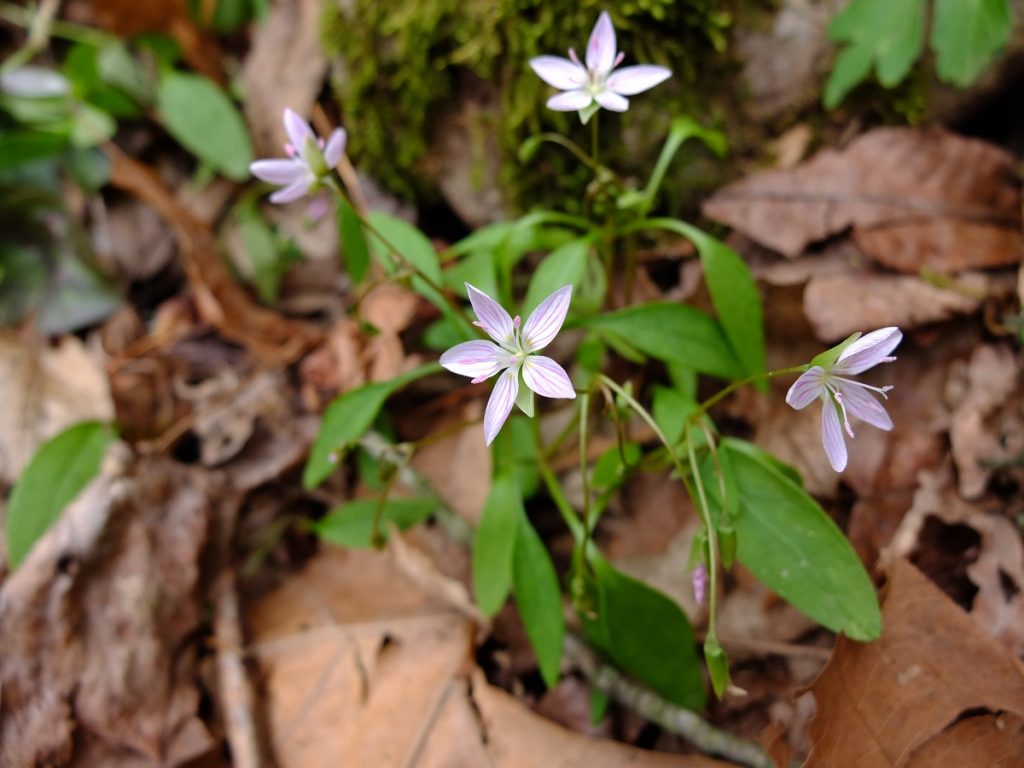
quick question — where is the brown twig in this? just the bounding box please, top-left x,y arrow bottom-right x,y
564,634 -> 776,768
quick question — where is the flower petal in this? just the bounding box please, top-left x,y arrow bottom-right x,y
484,367 -> 519,445
546,89 -> 593,111
821,401 -> 848,472
323,128 -> 347,168
529,56 -> 587,90
522,355 -> 576,399
269,177 -> 314,204
250,158 -> 308,184
786,366 -> 825,410
836,381 -> 893,431
586,11 -> 617,75
521,284 -> 572,352
283,108 -> 315,156
835,327 -> 902,374
594,89 -> 629,112
439,340 -> 510,380
606,64 -> 671,95
466,283 -> 516,348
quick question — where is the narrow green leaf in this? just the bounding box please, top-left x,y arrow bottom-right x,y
313,496 -> 438,549
639,116 -> 727,214
932,0 -> 1011,88
579,554 -> 706,710
156,70 -> 253,180
303,363 -> 440,489
473,473 -> 522,616
720,438 -> 882,640
584,303 -> 743,380
237,202 -> 283,303
513,513 -> 565,688
6,421 -> 115,568
522,238 -> 590,316
337,198 -> 370,284
366,211 -> 442,284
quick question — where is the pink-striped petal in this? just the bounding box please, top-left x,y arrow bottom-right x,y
521,285 -> 572,352
836,381 -> 893,431
522,355 -> 576,399
821,401 -> 848,472
269,177 -> 314,204
283,108 -> 314,158
250,158 -> 309,184
606,64 -> 671,95
835,327 -> 902,375
786,366 -> 825,410
466,283 -> 516,349
546,89 -> 593,111
440,340 -> 510,380
323,128 -> 347,168
586,11 -> 617,75
530,56 -> 587,89
484,367 -> 519,445
594,89 -> 629,112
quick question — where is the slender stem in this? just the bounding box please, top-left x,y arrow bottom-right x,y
533,419 -> 584,540
597,374 -> 720,638
591,111 -> 600,166
0,0 -> 62,76
578,391 -> 593,553
529,132 -> 604,175
686,430 -> 718,632
370,464 -> 401,549
691,364 -> 808,422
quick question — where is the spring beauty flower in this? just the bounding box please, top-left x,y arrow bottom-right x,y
529,11 -> 671,117
249,108 -> 346,204
785,327 -> 902,473
440,284 -> 576,445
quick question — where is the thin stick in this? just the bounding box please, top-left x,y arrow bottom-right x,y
564,635 -> 775,768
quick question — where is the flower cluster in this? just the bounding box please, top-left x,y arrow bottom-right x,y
786,328 -> 902,472
250,108 -> 346,204
440,285 -> 576,445
530,11 -> 671,116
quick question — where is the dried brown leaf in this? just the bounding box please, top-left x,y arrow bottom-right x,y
0,331 -> 114,484
904,713 -> 1024,768
805,559 -> 1024,767
704,128 -> 1022,273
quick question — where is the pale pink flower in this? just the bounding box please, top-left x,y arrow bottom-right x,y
529,11 -> 671,116
440,284 -> 576,445
250,108 -> 346,204
786,327 -> 902,473
692,564 -> 708,606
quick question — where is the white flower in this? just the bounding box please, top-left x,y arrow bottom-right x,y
249,108 -> 346,204
786,328 -> 902,472
529,11 -> 671,115
440,284 -> 576,445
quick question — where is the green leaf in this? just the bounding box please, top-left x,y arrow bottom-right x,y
932,0 -> 1012,88
513,513 -> 565,688
156,70 -> 253,180
366,211 -> 442,284
703,635 -> 731,699
684,224 -> 764,383
337,198 -> 370,284
303,363 -> 440,489
584,303 -> 743,380
579,553 -> 705,710
522,238 -> 591,316
824,0 -> 926,107
638,116 -> 727,214
719,438 -> 882,640
591,442 -> 641,491
473,473 -> 522,616
237,202 -> 285,303
443,248 -> 499,299
313,496 -> 438,549
6,421 -> 115,568
652,385 -> 696,446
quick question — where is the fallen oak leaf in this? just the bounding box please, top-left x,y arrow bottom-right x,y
703,128 -> 1022,274
805,559 -> 1024,767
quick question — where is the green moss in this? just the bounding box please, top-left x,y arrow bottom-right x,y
321,0 -> 756,215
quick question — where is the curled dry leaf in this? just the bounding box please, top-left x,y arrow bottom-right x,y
704,128 -> 1023,273
0,331 -> 114,484
806,559 -> 1024,767
884,467 -> 1024,657
947,344 -> 1022,499
0,454 -> 222,766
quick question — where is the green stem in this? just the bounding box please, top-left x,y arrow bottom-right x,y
591,111 -> 600,166
597,374 -> 720,635
578,391 -> 593,554
534,419 -> 584,540
690,365 -> 808,422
